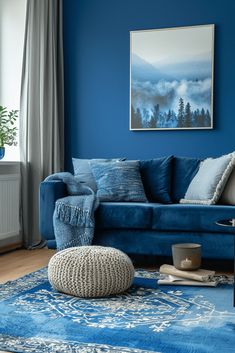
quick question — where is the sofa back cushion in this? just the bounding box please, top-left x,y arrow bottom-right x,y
171,157 -> 201,202
139,156 -> 173,203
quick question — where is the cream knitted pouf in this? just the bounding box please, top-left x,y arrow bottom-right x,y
48,246 -> 135,298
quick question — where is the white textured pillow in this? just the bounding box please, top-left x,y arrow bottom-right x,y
220,168 -> 235,205
180,152 -> 235,205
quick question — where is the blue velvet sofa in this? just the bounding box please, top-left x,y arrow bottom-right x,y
39,156 -> 235,260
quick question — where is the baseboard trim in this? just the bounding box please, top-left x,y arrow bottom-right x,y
0,242 -> 22,254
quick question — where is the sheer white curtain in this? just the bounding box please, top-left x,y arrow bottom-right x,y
20,0 -> 64,247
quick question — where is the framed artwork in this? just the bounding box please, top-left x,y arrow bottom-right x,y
130,24 -> 214,130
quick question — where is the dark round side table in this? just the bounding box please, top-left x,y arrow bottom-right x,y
216,219 -> 235,306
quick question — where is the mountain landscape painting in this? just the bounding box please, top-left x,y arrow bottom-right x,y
130,25 -> 214,130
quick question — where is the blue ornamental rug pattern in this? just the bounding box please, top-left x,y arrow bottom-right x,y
0,269 -> 234,353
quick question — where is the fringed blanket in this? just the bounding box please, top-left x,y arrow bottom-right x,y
44,173 -> 99,251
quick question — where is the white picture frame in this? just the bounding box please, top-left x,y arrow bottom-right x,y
130,24 -> 215,131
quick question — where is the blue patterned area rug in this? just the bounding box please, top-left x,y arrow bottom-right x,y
0,269 -> 235,353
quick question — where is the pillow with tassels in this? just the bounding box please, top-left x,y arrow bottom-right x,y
180,152 -> 235,205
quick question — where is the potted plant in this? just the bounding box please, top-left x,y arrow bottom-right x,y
0,106 -> 18,160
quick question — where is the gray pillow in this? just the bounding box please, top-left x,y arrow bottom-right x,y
90,160 -> 148,202
180,152 -> 235,205
72,158 -> 125,191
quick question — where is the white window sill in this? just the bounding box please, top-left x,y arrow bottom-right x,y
0,146 -> 20,162
0,161 -> 20,164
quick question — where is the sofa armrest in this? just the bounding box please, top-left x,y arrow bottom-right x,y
39,180 -> 67,240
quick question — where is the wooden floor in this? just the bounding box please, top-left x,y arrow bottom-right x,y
0,248 -> 55,284
0,248 -> 233,285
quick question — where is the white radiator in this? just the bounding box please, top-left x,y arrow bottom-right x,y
0,174 -> 20,240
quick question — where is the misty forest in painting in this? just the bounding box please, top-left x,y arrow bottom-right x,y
130,25 -> 214,130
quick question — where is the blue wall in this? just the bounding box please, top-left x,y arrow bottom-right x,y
63,0 -> 235,171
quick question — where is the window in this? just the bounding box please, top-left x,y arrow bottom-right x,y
0,0 -> 26,161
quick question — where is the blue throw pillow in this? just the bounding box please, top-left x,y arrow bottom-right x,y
171,157 -> 201,203
90,161 -> 148,202
72,158 -> 125,192
139,156 -> 173,203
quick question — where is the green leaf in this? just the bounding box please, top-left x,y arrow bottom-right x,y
0,105 -> 18,146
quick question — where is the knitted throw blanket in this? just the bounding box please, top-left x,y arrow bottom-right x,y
44,173 -> 99,251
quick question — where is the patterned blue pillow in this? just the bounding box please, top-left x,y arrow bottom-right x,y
72,158 -> 125,192
90,161 -> 148,202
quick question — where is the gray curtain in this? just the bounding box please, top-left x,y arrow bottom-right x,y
20,0 -> 64,247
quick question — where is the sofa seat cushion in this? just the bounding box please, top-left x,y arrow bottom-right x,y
95,202 -> 153,229
152,203 -> 235,233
